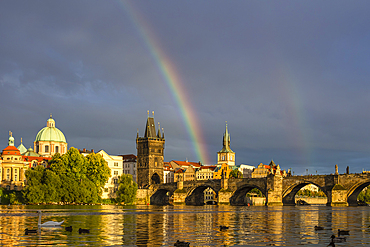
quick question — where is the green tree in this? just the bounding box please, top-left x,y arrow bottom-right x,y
23,147 -> 110,204
85,152 -> 111,193
23,165 -> 46,203
116,174 -> 138,204
229,169 -> 243,178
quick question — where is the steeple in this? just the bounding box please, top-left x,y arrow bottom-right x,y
157,122 -> 161,138
144,111 -> 156,138
217,122 -> 235,166
223,122 -> 230,148
8,131 -> 14,146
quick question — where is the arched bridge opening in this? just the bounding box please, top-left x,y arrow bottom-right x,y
230,185 -> 266,206
150,189 -> 172,205
347,181 -> 370,206
283,182 -> 327,206
185,185 -> 217,206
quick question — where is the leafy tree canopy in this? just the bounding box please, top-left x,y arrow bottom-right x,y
229,169 -> 243,179
23,147 -> 111,204
116,174 -> 138,204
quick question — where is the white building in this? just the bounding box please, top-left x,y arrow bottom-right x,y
121,154 -> 137,183
164,162 -> 174,183
238,164 -> 255,178
97,150 -> 124,199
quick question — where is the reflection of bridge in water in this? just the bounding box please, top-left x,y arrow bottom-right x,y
145,173 -> 370,206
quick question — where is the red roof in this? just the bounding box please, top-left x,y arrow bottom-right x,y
2,145 -> 21,155
171,160 -> 201,168
199,165 -> 216,171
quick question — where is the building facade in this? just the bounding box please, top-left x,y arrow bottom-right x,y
34,115 -> 68,157
136,112 -> 165,188
0,133 -> 27,191
238,164 -> 255,178
97,150 -> 123,199
121,154 -> 137,183
196,165 -> 216,180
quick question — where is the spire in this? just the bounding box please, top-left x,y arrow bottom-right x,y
157,122 -> 161,138
8,131 -> 14,146
223,121 -> 230,148
144,111 -> 156,138
162,128 -> 165,138
137,128 -> 139,138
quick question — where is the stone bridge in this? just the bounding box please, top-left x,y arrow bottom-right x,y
147,172 -> 370,206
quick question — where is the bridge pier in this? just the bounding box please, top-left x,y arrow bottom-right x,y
218,178 -> 232,205
327,184 -> 348,206
173,181 -> 187,205
267,173 -> 283,206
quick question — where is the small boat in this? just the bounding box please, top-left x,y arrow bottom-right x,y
65,226 -> 73,232
38,211 -> 64,227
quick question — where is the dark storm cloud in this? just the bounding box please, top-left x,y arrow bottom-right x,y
1,0 -> 370,175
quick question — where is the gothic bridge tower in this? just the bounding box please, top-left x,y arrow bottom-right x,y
136,111 -> 165,188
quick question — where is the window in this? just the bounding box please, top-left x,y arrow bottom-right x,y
114,162 -> 118,167
45,145 -> 49,152
55,146 -> 59,153
114,171 -> 118,175
14,175 -> 18,181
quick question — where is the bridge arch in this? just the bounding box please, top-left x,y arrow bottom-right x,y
150,188 -> 172,205
346,180 -> 370,206
282,181 -> 328,206
185,185 -> 218,206
230,184 -> 266,206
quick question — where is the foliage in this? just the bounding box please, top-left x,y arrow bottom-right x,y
85,152 -> 111,193
1,189 -> 24,205
358,186 -> 370,203
296,188 -> 326,197
246,188 -> 264,197
23,147 -> 110,204
229,169 -> 243,178
116,174 -> 138,204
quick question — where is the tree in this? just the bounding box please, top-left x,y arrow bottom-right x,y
85,152 -> 111,193
116,174 -> 138,204
229,169 -> 243,179
23,147 -> 111,204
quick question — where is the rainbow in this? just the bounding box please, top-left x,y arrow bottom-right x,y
118,1 -> 210,164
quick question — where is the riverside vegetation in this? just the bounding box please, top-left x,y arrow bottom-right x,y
0,147 -> 138,205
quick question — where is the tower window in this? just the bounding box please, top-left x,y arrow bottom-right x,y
45,145 -> 49,152
55,146 -> 59,153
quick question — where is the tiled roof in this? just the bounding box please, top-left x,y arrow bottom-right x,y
171,160 -> 201,168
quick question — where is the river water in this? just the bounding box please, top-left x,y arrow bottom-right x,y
1,204 -> 370,246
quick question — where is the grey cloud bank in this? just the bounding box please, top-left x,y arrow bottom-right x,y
1,1 -> 370,175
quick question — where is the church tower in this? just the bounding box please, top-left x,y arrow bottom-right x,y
217,122 -> 235,167
136,111 -> 165,188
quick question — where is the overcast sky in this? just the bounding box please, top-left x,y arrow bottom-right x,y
1,1 -> 370,175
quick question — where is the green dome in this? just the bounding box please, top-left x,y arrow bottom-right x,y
34,116 -> 67,143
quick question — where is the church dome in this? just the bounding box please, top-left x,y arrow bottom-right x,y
34,116 -> 67,143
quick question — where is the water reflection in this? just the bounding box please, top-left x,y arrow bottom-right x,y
1,205 -> 370,246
